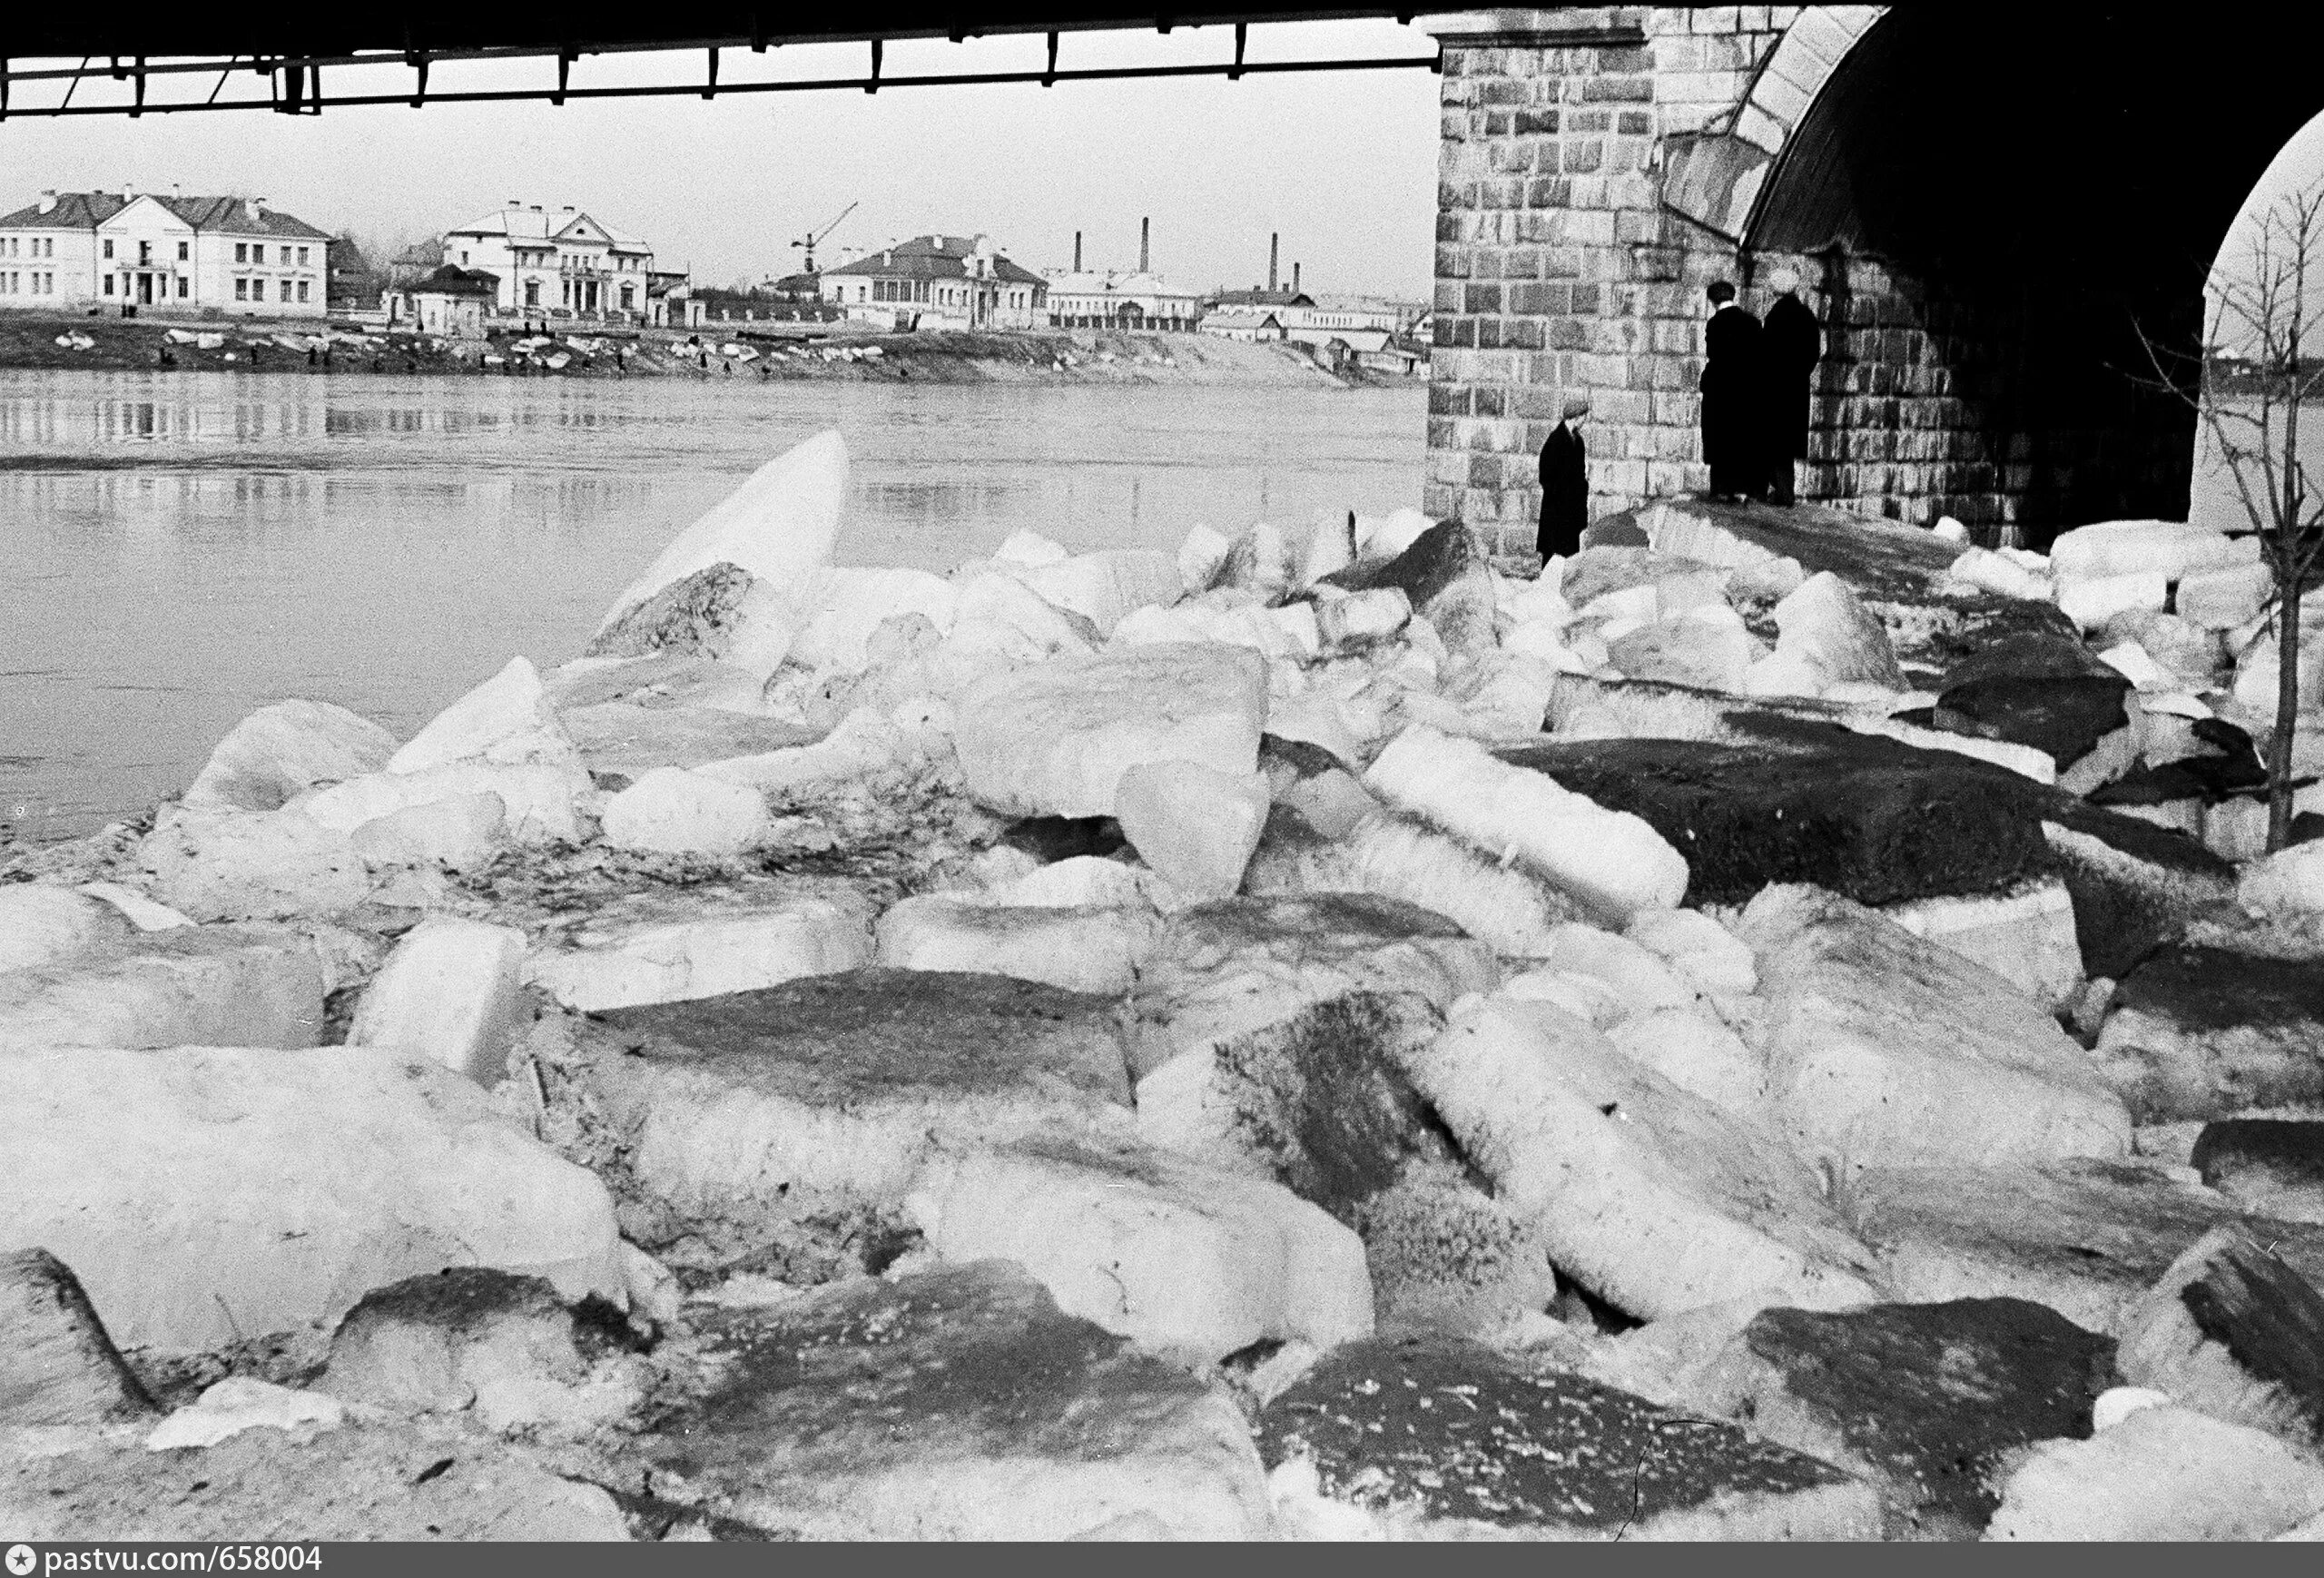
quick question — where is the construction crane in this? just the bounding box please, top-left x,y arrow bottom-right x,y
791,202 -> 858,279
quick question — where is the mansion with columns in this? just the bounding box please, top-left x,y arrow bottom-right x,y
440,203 -> 657,321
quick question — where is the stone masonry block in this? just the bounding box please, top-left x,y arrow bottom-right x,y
1655,34 -> 1709,71
1564,211 -> 1619,246
1657,69 -> 1746,107
1615,210 -> 1662,245
1580,248 -> 1628,283
1608,173 -> 1660,210
1591,390 -> 1652,426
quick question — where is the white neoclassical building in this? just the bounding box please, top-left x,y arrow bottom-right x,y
440,202 -> 656,321
0,189 -> 331,316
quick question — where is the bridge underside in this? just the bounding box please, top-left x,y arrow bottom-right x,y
0,7 -> 1410,58
1429,7 -> 2322,549
0,7 -> 1422,117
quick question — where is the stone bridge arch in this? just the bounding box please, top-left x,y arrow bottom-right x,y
1427,6 -> 2324,550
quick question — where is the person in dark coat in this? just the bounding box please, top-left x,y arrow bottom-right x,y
1536,395 -> 1591,563
1758,266 -> 1822,506
1699,281 -> 1762,502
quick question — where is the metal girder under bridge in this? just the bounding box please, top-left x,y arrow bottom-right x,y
0,6 -> 1436,120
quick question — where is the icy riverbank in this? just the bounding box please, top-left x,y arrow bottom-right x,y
5,430 -> 2323,1542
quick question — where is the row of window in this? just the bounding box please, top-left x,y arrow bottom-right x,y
234,278 -> 310,302
80,272 -> 310,303
850,281 -> 1038,311
3,271 -> 58,293
101,274 -> 188,299
1050,301 -> 1194,314
514,280 -> 639,310
103,240 -> 190,262
458,248 -> 645,271
88,239 -> 312,267
2,237 -> 58,259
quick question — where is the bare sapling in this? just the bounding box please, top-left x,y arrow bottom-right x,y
2152,180 -> 2324,852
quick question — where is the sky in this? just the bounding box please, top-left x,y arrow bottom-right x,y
0,21 -> 1443,299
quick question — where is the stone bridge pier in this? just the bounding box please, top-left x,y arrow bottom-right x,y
1423,6 -> 2313,552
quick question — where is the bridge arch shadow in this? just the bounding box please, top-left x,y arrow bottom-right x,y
1721,9 -> 2322,543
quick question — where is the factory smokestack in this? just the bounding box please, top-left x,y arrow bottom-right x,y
1074,231 -> 1083,272
1268,232 -> 1279,292
1140,217 -> 1150,273
1293,261 -> 1302,295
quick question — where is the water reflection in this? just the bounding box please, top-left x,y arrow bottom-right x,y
2,369 -> 1424,839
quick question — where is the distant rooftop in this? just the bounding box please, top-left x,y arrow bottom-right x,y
408,264 -> 501,298
1210,287 -> 1316,309
824,233 -> 1044,287
1043,269 -> 1198,297
447,205 -> 650,251
0,190 -> 331,238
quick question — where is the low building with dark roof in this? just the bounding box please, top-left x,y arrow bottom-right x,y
0,188 -> 331,316
1202,286 -> 1406,346
388,266 -> 502,337
818,233 -> 1047,330
1208,287 -> 1318,312
1198,309 -> 1288,343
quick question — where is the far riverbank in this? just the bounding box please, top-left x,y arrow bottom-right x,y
0,309 -> 1389,389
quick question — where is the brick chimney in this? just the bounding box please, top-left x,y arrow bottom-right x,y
1074,231 -> 1082,271
1293,261 -> 1301,295
1140,217 -> 1150,273
1268,232 -> 1278,292
37,192 -> 57,214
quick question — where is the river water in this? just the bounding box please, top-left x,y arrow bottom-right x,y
0,370 -> 1425,840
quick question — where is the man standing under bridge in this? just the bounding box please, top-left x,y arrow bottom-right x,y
1758,265 -> 1824,507
1536,396 -> 1591,563
1699,281 -> 1762,502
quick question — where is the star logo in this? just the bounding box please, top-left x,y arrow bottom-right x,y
5,1544 -> 37,1577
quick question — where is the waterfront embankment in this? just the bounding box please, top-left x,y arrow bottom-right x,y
0,309 -> 1376,387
